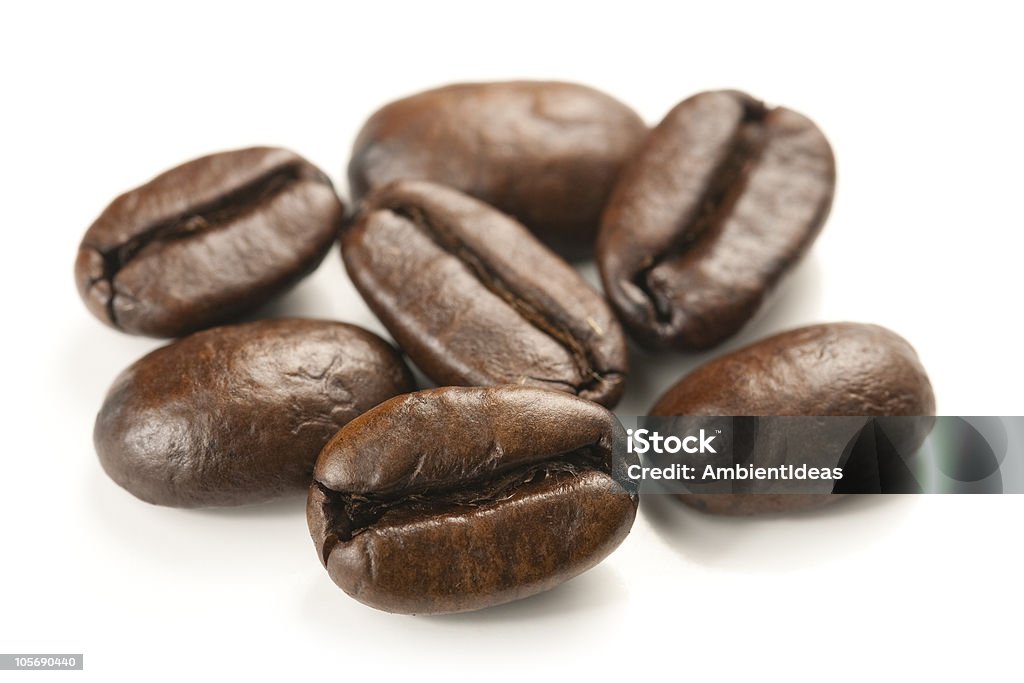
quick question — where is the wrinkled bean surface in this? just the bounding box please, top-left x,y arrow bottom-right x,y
342,180 -> 628,407
308,386 -> 638,614
95,318 -> 414,507
76,147 -> 345,337
599,90 -> 835,350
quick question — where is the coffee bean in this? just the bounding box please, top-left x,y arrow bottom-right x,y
341,180 -> 628,407
75,147 -> 345,337
348,81 -> 647,258
95,318 -> 414,507
650,323 -> 935,514
598,90 -> 836,350
307,385 -> 638,614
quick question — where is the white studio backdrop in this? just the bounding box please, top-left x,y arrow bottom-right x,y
2,2 -> 1022,680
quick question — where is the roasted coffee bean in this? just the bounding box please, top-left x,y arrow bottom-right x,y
307,385 -> 638,614
348,81 -> 647,258
598,90 -> 836,350
341,180 -> 628,407
95,318 -> 414,507
76,147 -> 345,337
650,323 -> 935,514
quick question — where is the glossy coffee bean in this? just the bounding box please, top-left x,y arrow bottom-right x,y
76,147 -> 345,337
348,81 -> 647,258
95,318 -> 414,507
308,385 -> 638,614
651,323 -> 935,514
341,180 -> 628,407
598,90 -> 836,350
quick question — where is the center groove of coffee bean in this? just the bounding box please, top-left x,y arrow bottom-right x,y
383,202 -> 616,391
316,447 -> 608,553
88,162 -> 321,324
634,103 -> 770,323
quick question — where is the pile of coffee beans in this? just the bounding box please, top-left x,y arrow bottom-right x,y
77,81 -> 935,615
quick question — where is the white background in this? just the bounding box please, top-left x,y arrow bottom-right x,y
3,1 -> 1023,680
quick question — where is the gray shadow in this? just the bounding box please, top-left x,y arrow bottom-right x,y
734,253 -> 826,345
181,492 -> 308,519
614,343 -> 704,418
641,492 -> 915,572
237,281 -> 332,323
299,562 -> 626,632
85,466 -> 313,577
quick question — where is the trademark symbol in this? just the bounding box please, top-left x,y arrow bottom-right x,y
716,429 -> 722,434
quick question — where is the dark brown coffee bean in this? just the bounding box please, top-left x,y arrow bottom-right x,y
598,90 -> 836,350
341,180 -> 628,407
75,147 -> 345,337
307,385 -> 638,614
348,81 -> 647,258
95,318 -> 414,507
650,323 -> 935,514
